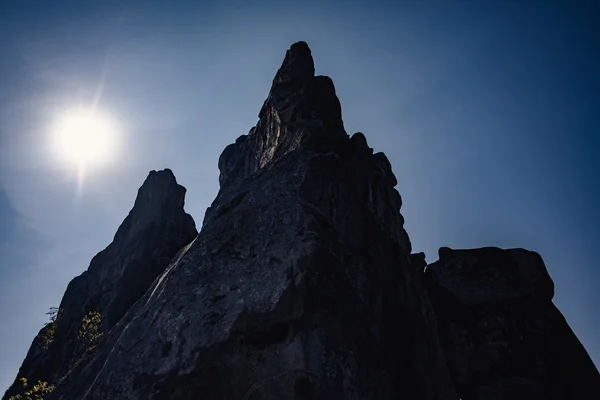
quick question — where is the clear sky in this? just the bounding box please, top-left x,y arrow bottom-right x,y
0,0 -> 598,392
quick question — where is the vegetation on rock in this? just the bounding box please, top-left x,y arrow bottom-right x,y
78,311 -> 103,346
37,307 -> 63,350
8,377 -> 55,400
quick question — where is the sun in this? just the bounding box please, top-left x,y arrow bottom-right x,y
51,109 -> 119,170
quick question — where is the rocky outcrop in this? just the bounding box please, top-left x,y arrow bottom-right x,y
3,169 -> 197,399
424,247 -> 600,400
6,41 -> 599,400
42,41 -> 457,400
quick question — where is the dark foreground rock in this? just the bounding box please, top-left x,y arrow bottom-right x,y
42,42 -> 457,400
3,169 -> 197,399
424,247 -> 600,400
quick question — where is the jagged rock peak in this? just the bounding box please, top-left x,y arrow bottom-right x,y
272,41 -> 315,84
37,42 -> 455,400
3,169 -> 197,400
115,168 -> 191,241
6,41 -> 600,400
219,41 -> 345,191
133,168 -> 186,209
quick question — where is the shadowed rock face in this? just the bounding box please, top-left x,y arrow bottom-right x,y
3,169 -> 197,400
424,247 -> 600,400
41,41 -> 457,400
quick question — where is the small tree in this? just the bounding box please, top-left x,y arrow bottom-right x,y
38,307 -> 63,350
8,377 -> 55,400
55,311 -> 104,384
78,311 -> 103,346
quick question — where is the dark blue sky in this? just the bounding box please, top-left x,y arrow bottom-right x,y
1,0 -> 598,391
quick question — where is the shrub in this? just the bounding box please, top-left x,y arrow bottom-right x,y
38,307 -> 63,350
8,377 -> 55,400
78,311 -> 103,345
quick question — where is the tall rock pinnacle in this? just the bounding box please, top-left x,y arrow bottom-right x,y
39,41 -> 457,400
3,169 -> 197,399
218,41 -> 344,191
271,41 -> 314,84
6,42 -> 598,400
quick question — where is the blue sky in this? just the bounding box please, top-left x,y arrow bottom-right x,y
1,0 -> 598,391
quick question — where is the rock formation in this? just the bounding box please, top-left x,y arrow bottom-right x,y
3,169 -> 197,399
4,42 -> 599,400
35,40 -> 457,400
424,247 -> 600,400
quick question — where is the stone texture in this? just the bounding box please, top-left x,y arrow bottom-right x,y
424,247 -> 600,400
42,41 -> 457,400
3,169 -> 197,399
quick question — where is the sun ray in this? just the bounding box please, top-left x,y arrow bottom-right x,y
76,161 -> 86,199
91,61 -> 108,116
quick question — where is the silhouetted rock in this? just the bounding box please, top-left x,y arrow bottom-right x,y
7,41 -> 599,400
424,247 -> 600,400
3,169 -> 197,399
44,41 -> 457,400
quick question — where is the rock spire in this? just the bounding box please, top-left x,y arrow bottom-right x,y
5,42 -> 599,400
3,169 -> 197,399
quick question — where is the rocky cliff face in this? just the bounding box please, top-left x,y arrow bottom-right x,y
424,247 -> 600,400
5,41 -> 599,400
3,169 -> 197,399
35,41 -> 457,400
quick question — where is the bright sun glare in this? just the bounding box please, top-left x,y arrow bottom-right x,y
52,109 -> 119,170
